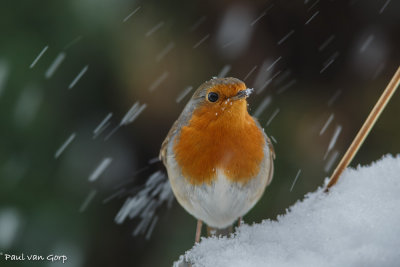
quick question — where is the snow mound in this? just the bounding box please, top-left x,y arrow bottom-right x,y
177,155 -> 400,267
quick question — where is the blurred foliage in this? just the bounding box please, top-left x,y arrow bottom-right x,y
0,0 -> 399,266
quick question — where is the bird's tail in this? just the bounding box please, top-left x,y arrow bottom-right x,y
207,225 -> 233,237
174,224 -> 234,266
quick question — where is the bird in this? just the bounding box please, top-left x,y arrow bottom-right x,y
159,77 -> 275,242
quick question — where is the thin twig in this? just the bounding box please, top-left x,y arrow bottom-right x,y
325,66 -> 400,191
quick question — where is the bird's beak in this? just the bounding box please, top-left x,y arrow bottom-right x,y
231,88 -> 254,101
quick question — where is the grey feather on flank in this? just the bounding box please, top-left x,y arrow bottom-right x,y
160,85 -> 205,163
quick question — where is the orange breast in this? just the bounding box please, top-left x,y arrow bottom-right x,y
173,101 -> 265,185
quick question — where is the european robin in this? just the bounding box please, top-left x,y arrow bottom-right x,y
159,77 -> 275,242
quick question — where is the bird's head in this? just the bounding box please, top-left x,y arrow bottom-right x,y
189,77 -> 253,121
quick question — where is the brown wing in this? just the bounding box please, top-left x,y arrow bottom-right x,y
265,135 -> 275,186
266,135 -> 276,160
253,117 -> 275,185
159,119 -> 179,165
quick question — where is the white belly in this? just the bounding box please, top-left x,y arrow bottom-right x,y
166,145 -> 272,229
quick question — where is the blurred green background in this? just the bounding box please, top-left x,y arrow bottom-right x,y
0,0 -> 399,266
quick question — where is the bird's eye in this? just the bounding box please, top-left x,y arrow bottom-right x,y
207,92 -> 219,102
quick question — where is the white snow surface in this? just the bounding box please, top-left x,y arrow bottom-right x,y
176,155 -> 400,267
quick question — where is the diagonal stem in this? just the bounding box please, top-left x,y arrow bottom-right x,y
325,66 -> 400,191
